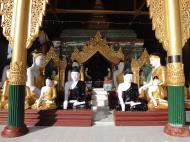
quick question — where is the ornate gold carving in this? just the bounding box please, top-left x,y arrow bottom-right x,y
147,0 -> 190,49
42,47 -> 67,91
71,31 -> 124,64
26,0 -> 48,48
167,63 -> 185,86
131,49 -> 150,86
131,49 -> 150,69
1,0 -> 15,48
0,0 -> 48,48
43,47 -> 61,68
180,0 -> 190,48
9,62 -> 27,85
146,0 -> 168,51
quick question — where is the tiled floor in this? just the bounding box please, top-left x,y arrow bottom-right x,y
0,125 -> 190,142
1,110 -> 190,141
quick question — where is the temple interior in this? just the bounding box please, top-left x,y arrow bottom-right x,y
0,1 -> 190,137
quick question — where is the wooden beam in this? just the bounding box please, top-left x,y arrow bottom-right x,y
47,9 -> 149,15
129,1 -> 146,26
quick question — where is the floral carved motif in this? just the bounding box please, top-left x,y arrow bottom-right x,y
180,0 -> 190,48
167,63 -> 185,86
0,0 -> 48,48
146,0 -> 168,51
9,62 -> 27,85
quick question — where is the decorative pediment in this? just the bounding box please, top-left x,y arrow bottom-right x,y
42,47 -> 67,69
131,49 -> 150,86
71,31 -> 124,64
131,49 -> 150,69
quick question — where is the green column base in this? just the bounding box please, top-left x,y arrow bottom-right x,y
167,86 -> 185,126
164,86 -> 190,137
1,85 -> 28,137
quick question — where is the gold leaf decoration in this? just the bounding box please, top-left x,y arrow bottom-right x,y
146,0 -> 168,51
71,31 -> 124,64
9,62 -> 27,85
167,63 -> 185,86
180,0 -> 190,48
1,0 -> 14,48
131,49 -> 150,86
0,0 -> 48,49
131,49 -> 150,69
26,0 -> 48,48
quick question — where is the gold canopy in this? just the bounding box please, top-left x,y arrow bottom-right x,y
71,31 -> 124,64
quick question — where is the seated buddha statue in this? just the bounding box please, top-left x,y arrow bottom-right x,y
26,51 -> 45,98
117,68 -> 147,111
63,67 -> 90,109
139,53 -> 167,110
147,76 -> 168,109
32,78 -> 57,110
113,61 -> 124,89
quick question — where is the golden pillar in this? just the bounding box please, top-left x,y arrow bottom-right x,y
1,0 -> 30,137
1,0 -> 48,137
164,0 -> 190,137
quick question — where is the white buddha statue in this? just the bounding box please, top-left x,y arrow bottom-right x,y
67,60 -> 80,81
32,78 -> 57,110
63,67 -> 90,109
113,61 -> 124,89
26,51 -> 45,98
139,53 -> 167,109
117,68 -> 147,111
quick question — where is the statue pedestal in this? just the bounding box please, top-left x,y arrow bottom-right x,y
0,109 -> 92,127
114,109 -> 168,126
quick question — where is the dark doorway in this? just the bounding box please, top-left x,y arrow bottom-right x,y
84,52 -> 112,87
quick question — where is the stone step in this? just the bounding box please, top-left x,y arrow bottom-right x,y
93,121 -> 114,126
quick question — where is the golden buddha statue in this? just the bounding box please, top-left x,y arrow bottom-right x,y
26,51 -> 45,98
139,53 -> 167,110
0,73 -> 10,109
25,86 -> 37,109
32,78 -> 57,110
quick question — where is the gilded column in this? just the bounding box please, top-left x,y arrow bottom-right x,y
1,0 -> 30,137
164,0 -> 190,137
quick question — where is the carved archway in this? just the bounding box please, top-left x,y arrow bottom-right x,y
71,31 -> 124,64
42,47 -> 67,91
